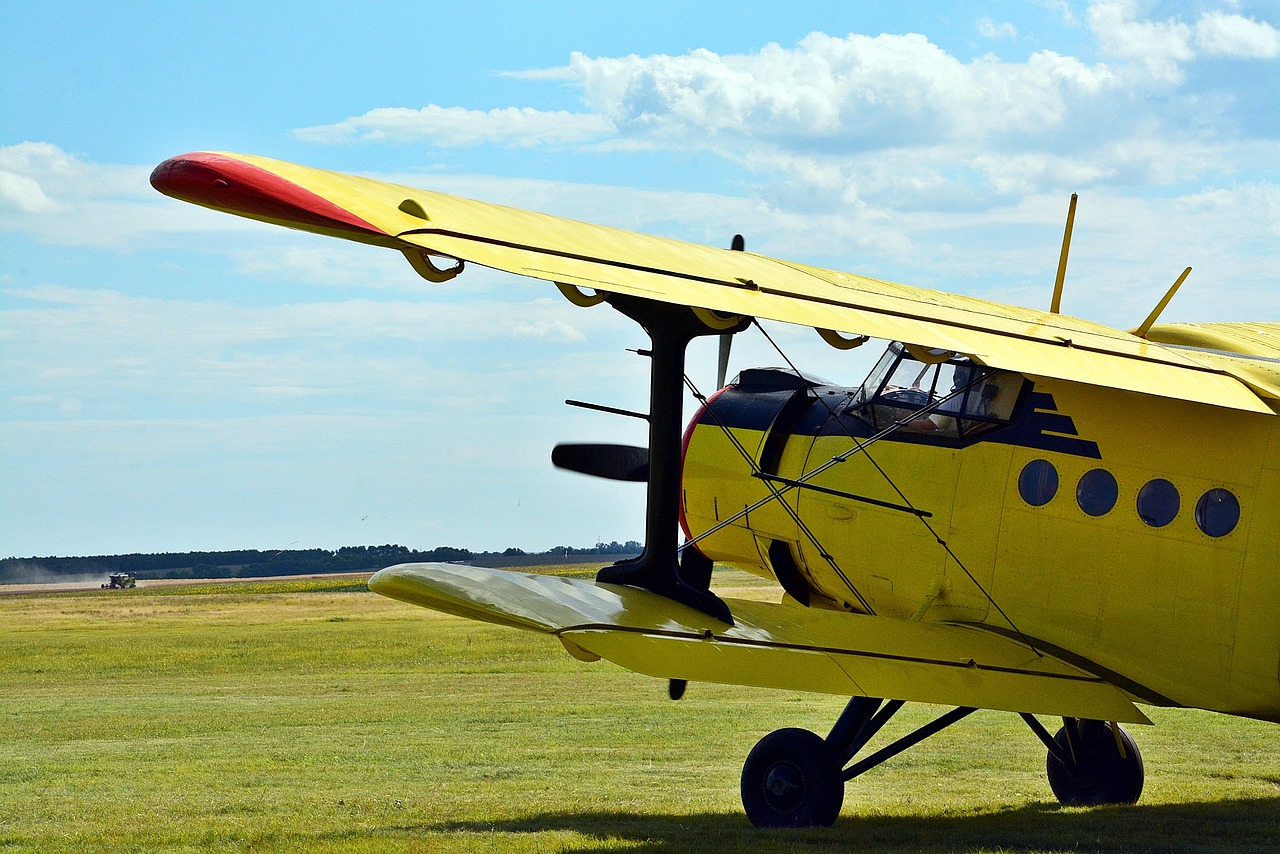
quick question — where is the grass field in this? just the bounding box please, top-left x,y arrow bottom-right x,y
2,569 -> 1277,852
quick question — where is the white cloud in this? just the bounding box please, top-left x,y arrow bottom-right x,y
1088,2 -> 1280,76
1087,1 -> 1194,82
230,244 -> 416,290
0,141 -> 81,179
0,170 -> 57,213
1041,1 -> 1077,27
970,152 -> 1115,195
0,141 -> 151,198
977,17 -> 1018,40
512,316 -> 588,343
299,33 -> 1123,165
294,105 -> 614,147
569,34 -> 1117,149
1194,10 -> 1280,58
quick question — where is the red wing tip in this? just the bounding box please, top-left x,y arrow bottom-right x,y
150,151 -> 385,238
150,152 -> 235,192
149,152 -> 246,199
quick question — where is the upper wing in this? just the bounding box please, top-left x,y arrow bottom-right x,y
1144,322 -> 1280,400
152,151 -> 1274,414
369,563 -> 1151,724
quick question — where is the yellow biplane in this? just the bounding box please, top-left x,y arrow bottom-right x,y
152,152 -> 1279,827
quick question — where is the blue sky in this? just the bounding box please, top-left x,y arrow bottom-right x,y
3,1 -> 1278,558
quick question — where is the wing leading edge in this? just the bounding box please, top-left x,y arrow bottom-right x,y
151,151 -> 1273,415
369,563 -> 1151,724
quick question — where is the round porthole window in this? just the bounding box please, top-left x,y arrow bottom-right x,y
1137,479 -> 1179,527
1195,488 -> 1240,537
1076,469 -> 1118,517
1018,459 -> 1058,507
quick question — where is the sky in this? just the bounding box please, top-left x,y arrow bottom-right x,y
2,0 -> 1278,558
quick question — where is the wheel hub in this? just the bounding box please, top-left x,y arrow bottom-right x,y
762,761 -> 806,813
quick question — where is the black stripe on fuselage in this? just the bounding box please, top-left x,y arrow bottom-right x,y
703,383 -> 1101,460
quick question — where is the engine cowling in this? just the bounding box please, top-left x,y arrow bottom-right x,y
680,367 -> 838,606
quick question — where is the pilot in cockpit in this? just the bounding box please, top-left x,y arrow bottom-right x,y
865,348 -> 1013,437
855,344 -> 1021,438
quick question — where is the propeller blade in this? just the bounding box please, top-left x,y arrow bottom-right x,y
716,234 -> 746,389
552,443 -> 649,482
716,332 -> 733,389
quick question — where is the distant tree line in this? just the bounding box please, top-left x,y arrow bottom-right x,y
0,541 -> 643,584
499,541 -> 642,557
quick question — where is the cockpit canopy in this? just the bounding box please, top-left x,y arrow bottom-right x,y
849,343 -> 1025,440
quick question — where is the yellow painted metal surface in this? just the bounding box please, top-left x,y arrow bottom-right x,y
985,382 -> 1279,718
1143,322 -> 1280,358
369,564 -> 1147,723
1142,322 -> 1280,400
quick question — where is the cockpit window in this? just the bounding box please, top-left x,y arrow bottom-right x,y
849,343 -> 1024,440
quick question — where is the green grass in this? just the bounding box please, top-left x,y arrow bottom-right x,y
1,572 -> 1277,852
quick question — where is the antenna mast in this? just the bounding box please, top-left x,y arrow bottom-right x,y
1134,267 -> 1193,338
1050,193 -> 1078,314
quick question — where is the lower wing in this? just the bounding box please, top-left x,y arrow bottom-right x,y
369,563 -> 1150,724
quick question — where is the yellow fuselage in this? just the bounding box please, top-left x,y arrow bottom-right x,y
682,371 -> 1280,720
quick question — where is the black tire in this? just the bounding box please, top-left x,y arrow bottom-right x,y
1046,719 -> 1144,806
741,727 -> 844,827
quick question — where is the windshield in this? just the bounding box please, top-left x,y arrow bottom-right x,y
850,343 -> 1023,439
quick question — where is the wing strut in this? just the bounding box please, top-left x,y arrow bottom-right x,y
595,294 -> 749,625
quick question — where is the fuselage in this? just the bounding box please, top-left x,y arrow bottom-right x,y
680,341 -> 1280,721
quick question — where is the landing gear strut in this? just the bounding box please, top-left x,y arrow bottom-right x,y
740,699 -> 1146,827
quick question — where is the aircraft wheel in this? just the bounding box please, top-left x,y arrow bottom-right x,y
740,727 -> 843,827
1046,720 -> 1144,806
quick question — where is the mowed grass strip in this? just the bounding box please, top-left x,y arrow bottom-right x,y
1,572 -> 1276,852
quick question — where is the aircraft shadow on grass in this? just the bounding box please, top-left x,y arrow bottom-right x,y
418,796 -> 1280,853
